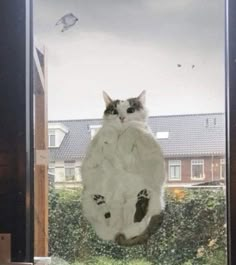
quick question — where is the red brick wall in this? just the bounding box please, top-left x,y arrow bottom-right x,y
165,156 -> 224,185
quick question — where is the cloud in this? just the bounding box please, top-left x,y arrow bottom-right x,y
34,0 -> 225,120
35,0 -> 224,51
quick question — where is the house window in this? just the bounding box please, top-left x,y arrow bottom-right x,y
191,159 -> 205,180
49,161 -> 55,175
48,130 -> 56,147
156,131 -> 169,139
220,159 -> 225,179
168,160 -> 181,181
65,161 -> 75,181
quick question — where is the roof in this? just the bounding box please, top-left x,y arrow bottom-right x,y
48,113 -> 225,161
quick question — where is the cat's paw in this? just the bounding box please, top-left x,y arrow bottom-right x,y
134,189 -> 151,223
93,195 -> 111,221
93,194 -> 105,205
137,189 -> 150,200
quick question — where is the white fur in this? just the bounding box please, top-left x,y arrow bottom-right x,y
81,93 -> 165,242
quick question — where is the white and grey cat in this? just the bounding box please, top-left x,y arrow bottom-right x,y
81,91 -> 166,246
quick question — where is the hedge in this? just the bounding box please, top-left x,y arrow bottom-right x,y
48,187 -> 226,265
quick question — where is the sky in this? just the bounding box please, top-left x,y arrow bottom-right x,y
34,0 -> 225,120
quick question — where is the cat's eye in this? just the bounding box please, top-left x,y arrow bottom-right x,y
112,109 -> 118,115
127,107 -> 135,114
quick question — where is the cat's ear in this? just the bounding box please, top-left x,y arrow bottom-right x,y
137,90 -> 146,105
103,91 -> 113,107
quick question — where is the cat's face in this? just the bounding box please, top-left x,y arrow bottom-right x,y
103,91 -> 148,124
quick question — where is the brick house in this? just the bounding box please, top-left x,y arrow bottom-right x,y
48,113 -> 225,188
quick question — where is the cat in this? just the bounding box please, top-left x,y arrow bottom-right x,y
81,91 -> 166,246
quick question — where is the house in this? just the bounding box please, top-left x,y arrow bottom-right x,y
48,113 -> 225,189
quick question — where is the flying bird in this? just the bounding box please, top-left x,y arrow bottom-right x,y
177,64 -> 182,68
55,13 -> 79,32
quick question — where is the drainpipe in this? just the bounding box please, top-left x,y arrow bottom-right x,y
211,154 -> 214,181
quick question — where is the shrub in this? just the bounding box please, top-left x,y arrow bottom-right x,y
48,187 -> 226,265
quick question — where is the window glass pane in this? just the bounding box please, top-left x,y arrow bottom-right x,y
34,0 -> 227,264
49,134 -> 55,147
192,164 -> 203,179
169,160 -> 181,180
175,166 -> 180,178
65,162 -> 75,181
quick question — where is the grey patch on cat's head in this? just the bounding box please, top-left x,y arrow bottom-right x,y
104,100 -> 120,115
127,97 -> 143,111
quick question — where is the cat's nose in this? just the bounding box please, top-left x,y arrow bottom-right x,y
119,117 -> 125,122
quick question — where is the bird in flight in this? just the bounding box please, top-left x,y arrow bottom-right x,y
55,13 -> 79,32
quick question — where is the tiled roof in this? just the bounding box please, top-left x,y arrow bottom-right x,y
49,113 -> 225,161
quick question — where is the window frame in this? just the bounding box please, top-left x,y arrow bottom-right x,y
226,0 -> 236,263
168,160 -> 182,181
220,158 -> 225,180
2,0 -> 235,263
191,159 -> 205,180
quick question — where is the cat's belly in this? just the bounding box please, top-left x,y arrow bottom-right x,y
81,123 -> 165,242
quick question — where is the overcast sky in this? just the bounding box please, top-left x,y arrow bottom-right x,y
34,0 -> 225,120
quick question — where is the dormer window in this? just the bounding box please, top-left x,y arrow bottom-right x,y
48,130 -> 56,147
48,123 -> 69,148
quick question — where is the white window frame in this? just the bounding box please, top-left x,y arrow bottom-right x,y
48,130 -> 56,147
168,160 -> 182,181
191,159 -> 205,180
220,158 -> 225,180
64,161 -> 76,181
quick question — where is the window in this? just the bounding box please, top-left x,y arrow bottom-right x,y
156,131 -> 169,139
48,161 -> 55,175
168,160 -> 181,181
33,0 -> 228,263
220,159 -> 225,179
65,161 -> 75,181
191,159 -> 205,180
48,130 -> 56,147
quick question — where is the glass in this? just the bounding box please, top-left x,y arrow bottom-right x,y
34,0 -> 227,264
169,160 -> 181,181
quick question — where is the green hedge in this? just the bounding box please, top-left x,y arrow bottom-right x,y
48,188 -> 226,265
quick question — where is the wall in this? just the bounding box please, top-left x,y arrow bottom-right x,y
165,156 -> 224,185
56,129 -> 66,147
52,156 -> 224,188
